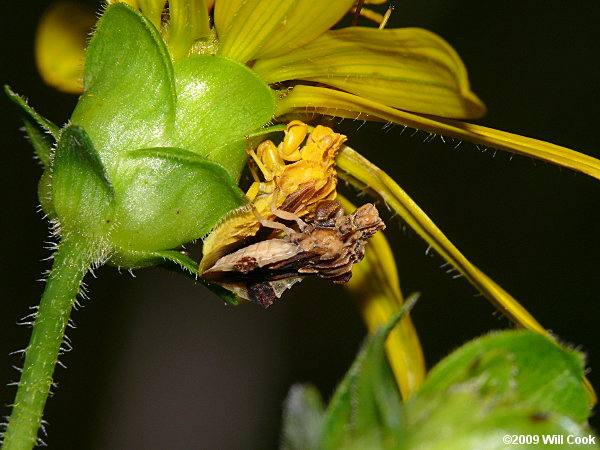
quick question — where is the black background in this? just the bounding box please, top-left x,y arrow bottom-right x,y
1,1 -> 599,448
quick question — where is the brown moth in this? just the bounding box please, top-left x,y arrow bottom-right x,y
202,200 -> 385,307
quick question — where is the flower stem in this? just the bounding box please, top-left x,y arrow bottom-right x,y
3,234 -> 97,449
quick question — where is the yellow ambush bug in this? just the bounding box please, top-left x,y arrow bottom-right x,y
200,121 -> 385,307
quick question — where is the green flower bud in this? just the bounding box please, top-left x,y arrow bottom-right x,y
10,4 -> 277,269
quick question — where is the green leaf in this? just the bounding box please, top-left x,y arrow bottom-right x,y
320,295 -> 418,449
405,389 -> 597,450
52,125 -> 115,236
279,317 -> 595,449
172,54 -> 276,179
5,85 -> 59,167
416,330 -> 590,423
109,147 -> 247,252
281,384 -> 325,450
70,3 -> 177,171
403,330 -> 597,449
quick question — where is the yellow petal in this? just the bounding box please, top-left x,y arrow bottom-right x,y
435,118 -> 600,181
168,0 -> 210,60
216,0 -> 297,63
337,147 -> 546,333
250,0 -> 355,60
276,86 -> 600,181
215,0 -> 355,63
338,195 -> 426,400
109,0 -> 167,30
35,1 -> 95,94
137,0 -> 167,30
213,0 -> 243,41
335,146 -> 597,405
107,0 -> 139,7
256,27 -> 484,119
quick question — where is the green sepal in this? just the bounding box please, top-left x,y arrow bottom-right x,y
70,4 -> 276,181
52,124 -> 115,236
172,54 -> 276,179
202,124 -> 290,179
109,147 -> 247,252
281,384 -> 325,450
245,124 -> 288,141
319,295 -> 418,449
416,330 -> 590,423
38,169 -> 57,220
152,249 -> 200,275
5,85 -> 58,167
70,3 -> 177,170
107,248 -> 238,305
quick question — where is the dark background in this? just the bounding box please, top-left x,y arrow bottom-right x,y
1,1 -> 599,448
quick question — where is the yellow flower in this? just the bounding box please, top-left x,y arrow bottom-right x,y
35,0 -> 599,402
36,0 -> 600,182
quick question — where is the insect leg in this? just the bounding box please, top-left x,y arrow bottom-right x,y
252,205 -> 297,236
268,189 -> 308,231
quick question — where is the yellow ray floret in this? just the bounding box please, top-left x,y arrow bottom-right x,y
35,2 -> 96,94
336,145 -> 597,405
339,195 -> 425,400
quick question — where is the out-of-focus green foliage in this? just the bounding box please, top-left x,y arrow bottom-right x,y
281,304 -> 596,450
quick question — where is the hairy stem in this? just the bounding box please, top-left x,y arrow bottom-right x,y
3,234 -> 97,449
